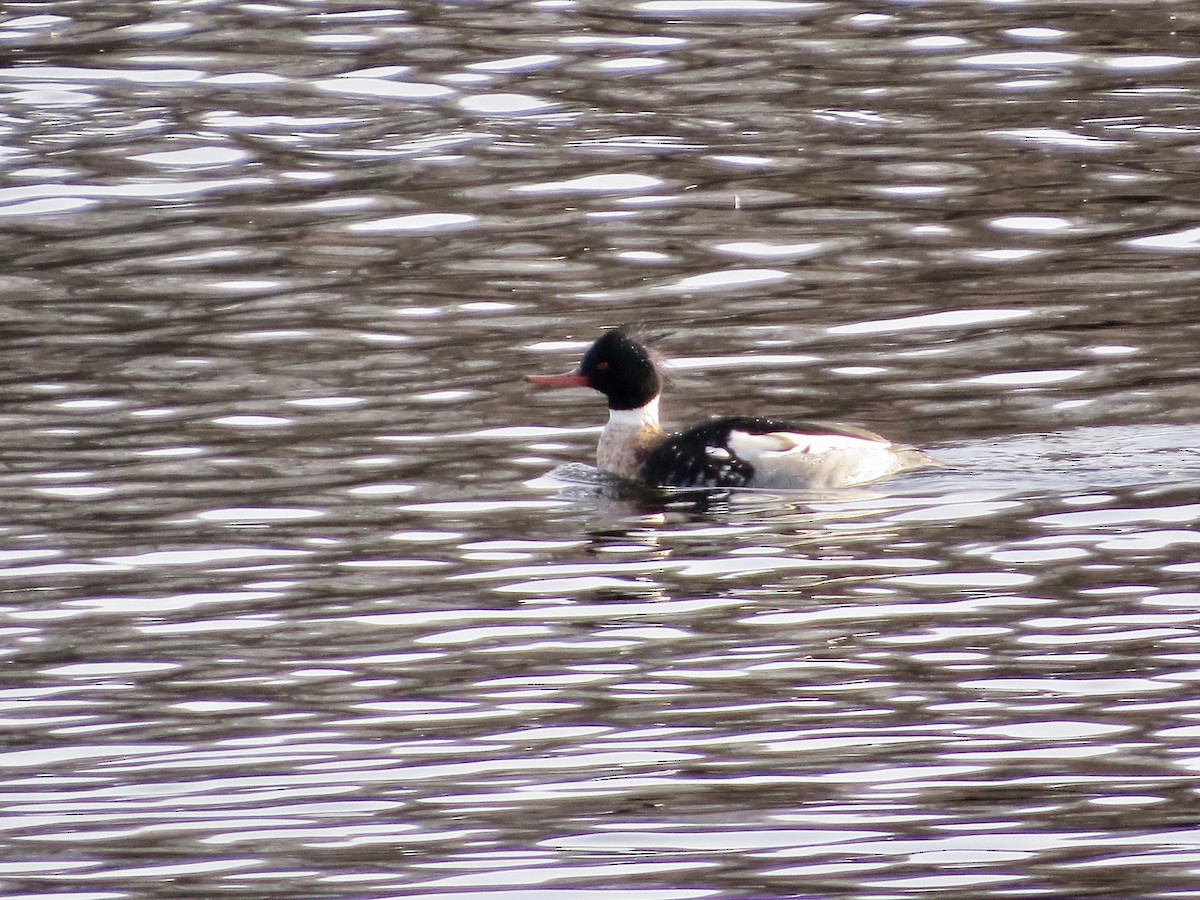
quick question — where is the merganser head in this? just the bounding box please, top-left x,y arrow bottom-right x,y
526,327 -> 662,410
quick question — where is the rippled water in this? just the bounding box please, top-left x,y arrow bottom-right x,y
3,2 -> 1200,897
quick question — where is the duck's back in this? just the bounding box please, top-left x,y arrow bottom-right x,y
641,417 -> 931,489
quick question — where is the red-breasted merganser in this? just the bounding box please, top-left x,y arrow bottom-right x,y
526,327 -> 933,489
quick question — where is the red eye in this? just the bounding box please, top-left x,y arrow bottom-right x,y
596,361 -> 609,371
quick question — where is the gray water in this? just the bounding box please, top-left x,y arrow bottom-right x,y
3,2 -> 1200,898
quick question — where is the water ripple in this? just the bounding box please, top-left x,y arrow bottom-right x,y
2,2 -> 1200,898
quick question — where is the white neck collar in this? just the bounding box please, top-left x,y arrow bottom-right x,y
606,396 -> 660,428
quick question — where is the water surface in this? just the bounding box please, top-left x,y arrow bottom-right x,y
2,2 -> 1200,898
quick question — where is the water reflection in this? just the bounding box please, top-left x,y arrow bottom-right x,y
2,0 -> 1200,897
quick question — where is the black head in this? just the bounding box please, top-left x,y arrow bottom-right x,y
579,327 -> 662,410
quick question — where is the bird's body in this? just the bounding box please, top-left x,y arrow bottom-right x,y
527,328 -> 933,490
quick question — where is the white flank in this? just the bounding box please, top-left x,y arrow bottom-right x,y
726,430 -> 907,488
727,431 -> 884,457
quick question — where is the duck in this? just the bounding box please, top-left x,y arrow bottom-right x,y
526,327 -> 933,490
